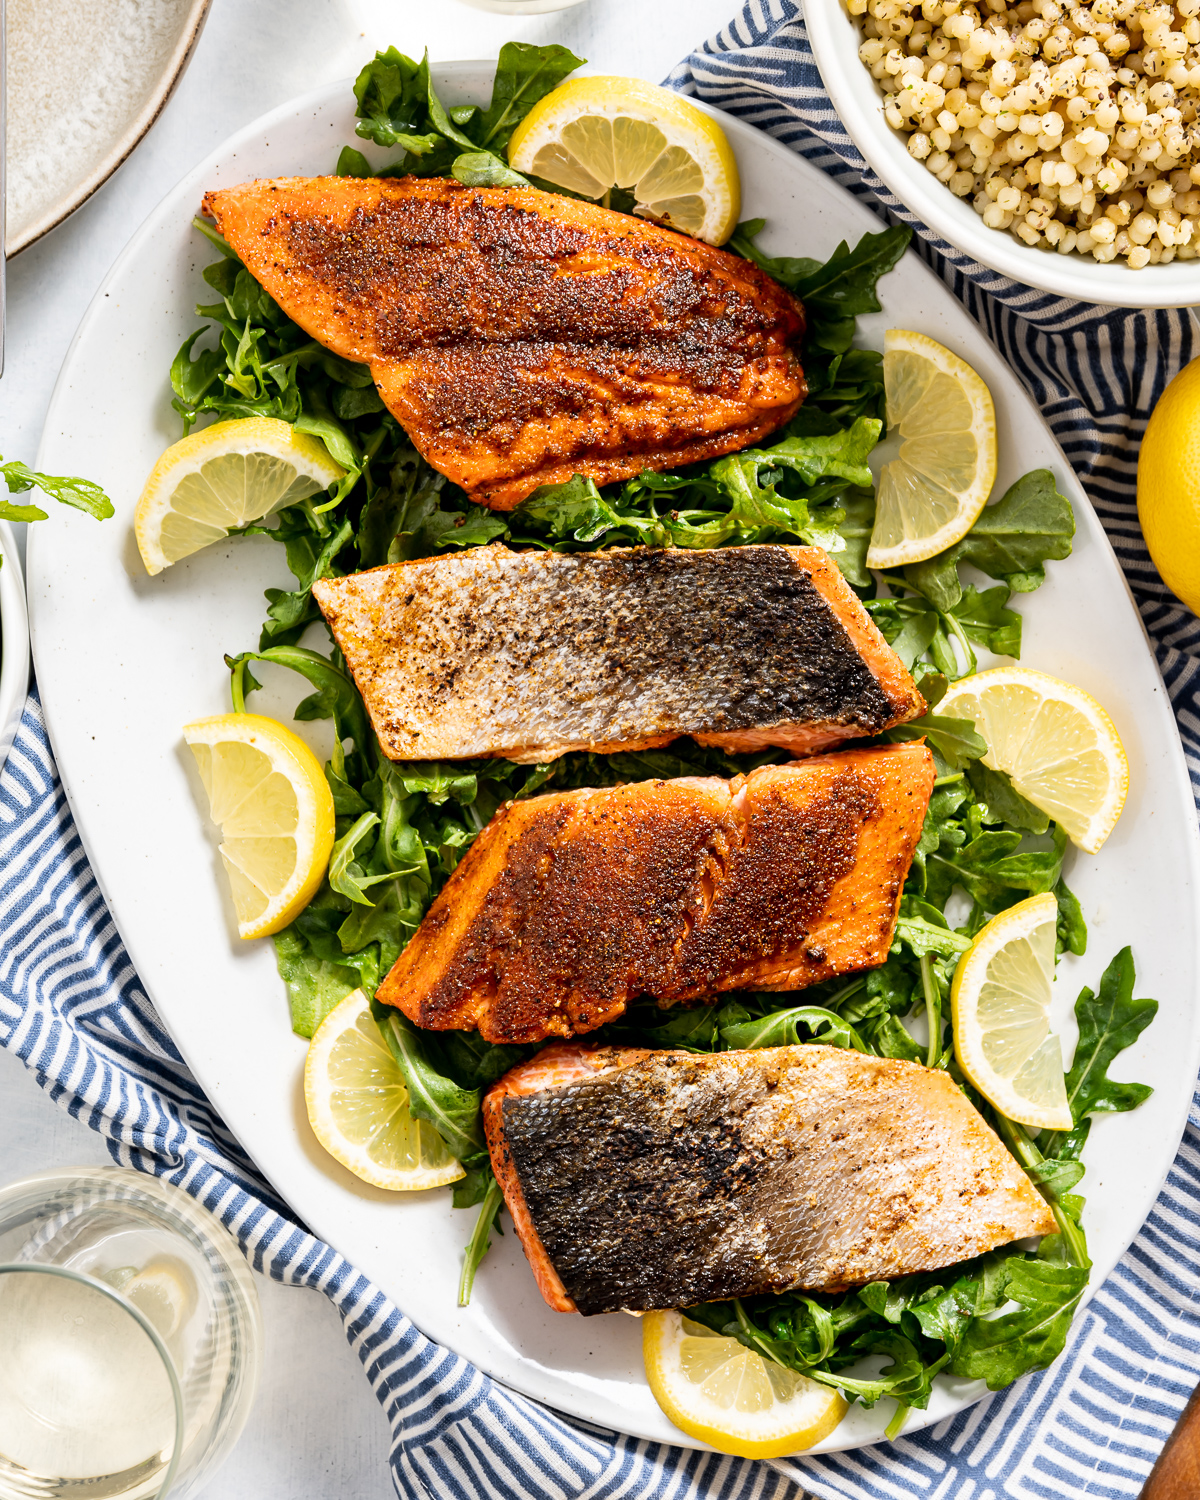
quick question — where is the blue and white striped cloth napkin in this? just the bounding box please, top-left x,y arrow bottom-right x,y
3,3 -> 1200,1496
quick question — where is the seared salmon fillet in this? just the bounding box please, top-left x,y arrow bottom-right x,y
375,744 -> 935,1044
312,544 -> 924,763
200,176 -> 807,508
484,1043 -> 1055,1315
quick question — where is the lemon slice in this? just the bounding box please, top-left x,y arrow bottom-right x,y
136,416 -> 345,576
508,76 -> 740,245
119,1259 -> 197,1341
951,893 -> 1072,1130
867,329 -> 998,570
643,1310 -> 847,1458
183,712 -> 336,939
304,989 -> 465,1191
939,666 -> 1128,854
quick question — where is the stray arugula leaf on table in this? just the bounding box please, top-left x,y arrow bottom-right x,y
0,456 -> 114,527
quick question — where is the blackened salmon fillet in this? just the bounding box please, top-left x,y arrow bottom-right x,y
484,1043 -> 1055,1315
375,743 -> 935,1044
312,544 -> 924,763
200,176 -> 807,509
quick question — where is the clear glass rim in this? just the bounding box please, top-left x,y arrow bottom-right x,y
0,1261 -> 186,1500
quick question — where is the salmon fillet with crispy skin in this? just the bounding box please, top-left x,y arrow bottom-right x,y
312,544 -> 924,763
375,743 -> 935,1044
200,176 -> 807,509
484,1042 -> 1055,1314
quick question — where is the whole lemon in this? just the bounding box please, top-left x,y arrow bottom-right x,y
1138,355 -> 1200,617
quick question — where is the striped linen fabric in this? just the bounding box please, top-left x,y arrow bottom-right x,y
0,4 -> 1198,1499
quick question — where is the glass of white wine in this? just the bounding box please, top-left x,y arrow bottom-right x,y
0,1167 -> 262,1500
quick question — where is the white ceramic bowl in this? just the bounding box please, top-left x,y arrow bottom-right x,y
805,2 -> 1200,308
0,524 -> 32,779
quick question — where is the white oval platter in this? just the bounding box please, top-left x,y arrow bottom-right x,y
27,64 -> 1200,1453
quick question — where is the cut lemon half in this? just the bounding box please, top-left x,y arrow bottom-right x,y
136,417 -> 345,575
867,329 -> 997,570
183,712 -> 335,939
939,666 -> 1128,854
305,989 -> 465,1191
951,893 -> 1072,1130
507,76 -> 740,245
643,1310 -> 847,1458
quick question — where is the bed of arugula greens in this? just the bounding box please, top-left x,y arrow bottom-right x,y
172,42 -> 1159,1440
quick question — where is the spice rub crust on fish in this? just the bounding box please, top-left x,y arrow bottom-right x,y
484,1043 -> 1056,1315
200,176 -> 807,509
313,544 -> 925,764
375,744 -> 935,1044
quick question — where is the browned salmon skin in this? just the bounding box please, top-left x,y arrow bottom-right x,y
375,743 -> 936,1044
200,176 -> 807,509
312,544 -> 924,764
484,1042 -> 1056,1315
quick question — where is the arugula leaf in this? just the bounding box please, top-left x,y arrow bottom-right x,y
273,917 -> 361,1038
1054,877 -> 1088,957
348,42 -> 581,190
352,47 -> 444,153
473,42 -> 583,153
967,761 -> 1049,834
1,456 -> 114,522
373,1003 -> 486,1164
949,1257 -> 1089,1388
719,1006 -> 868,1052
1063,947 -> 1157,1123
459,1176 -> 505,1305
731,221 -> 909,317
886,713 -> 987,772
906,470 -> 1075,611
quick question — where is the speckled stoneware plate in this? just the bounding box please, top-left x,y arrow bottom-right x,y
5,0 -> 211,256
27,64 -> 1200,1455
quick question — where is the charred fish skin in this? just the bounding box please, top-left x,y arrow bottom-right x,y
485,1044 -> 1056,1317
312,544 -> 925,765
375,744 -> 936,1044
201,176 -> 806,509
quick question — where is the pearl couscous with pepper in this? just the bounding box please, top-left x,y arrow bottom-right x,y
848,0 -> 1200,268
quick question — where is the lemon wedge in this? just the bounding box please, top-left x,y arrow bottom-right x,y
951,893 -> 1072,1130
508,76 -> 740,245
643,1310 -> 847,1458
867,329 -> 998,570
183,712 -> 335,939
1137,353 -> 1200,616
136,417 -> 345,576
118,1259 -> 197,1341
304,989 -> 465,1191
939,666 -> 1128,854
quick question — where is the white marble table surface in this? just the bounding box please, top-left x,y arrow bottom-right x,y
0,1 -> 741,1495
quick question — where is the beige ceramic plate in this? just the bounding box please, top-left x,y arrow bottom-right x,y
5,0 -> 211,256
